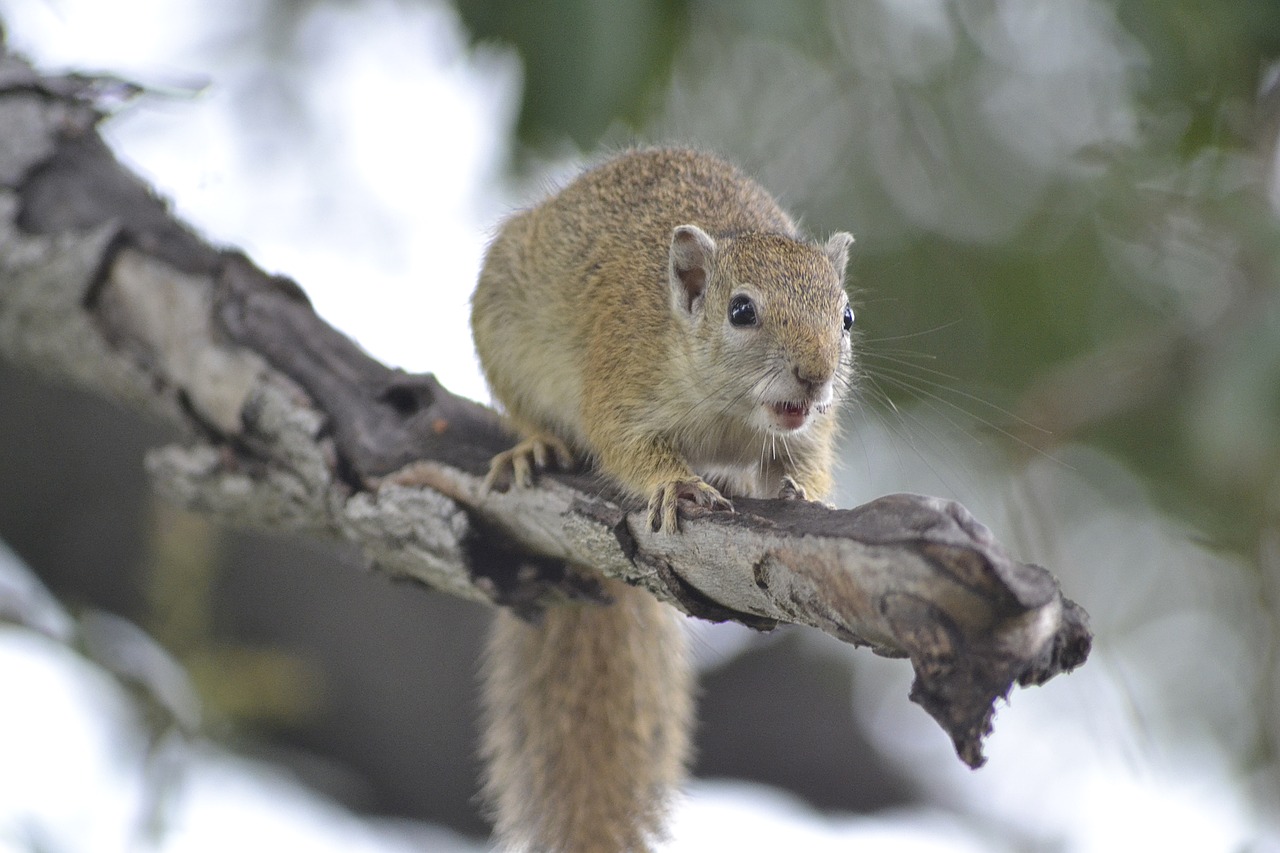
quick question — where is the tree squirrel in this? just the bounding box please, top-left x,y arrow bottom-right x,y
471,147 -> 855,852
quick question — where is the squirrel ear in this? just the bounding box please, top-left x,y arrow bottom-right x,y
824,232 -> 855,279
669,224 -> 716,315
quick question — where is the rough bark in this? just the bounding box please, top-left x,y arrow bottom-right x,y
0,42 -> 1090,768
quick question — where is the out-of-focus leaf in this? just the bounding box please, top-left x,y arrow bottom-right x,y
453,0 -> 689,149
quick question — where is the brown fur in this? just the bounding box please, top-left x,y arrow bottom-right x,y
471,148 -> 854,852
481,579 -> 692,853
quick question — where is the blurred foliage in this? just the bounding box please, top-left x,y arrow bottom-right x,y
1116,0 -> 1280,139
452,0 -> 689,149
451,0 -> 1280,555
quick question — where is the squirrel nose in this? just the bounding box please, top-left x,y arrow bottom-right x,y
793,363 -> 834,392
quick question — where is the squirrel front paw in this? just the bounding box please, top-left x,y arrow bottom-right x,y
483,433 -> 576,492
777,475 -> 808,501
647,477 -> 733,533
778,475 -> 835,508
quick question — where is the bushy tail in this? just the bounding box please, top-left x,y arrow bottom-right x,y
481,576 -> 693,853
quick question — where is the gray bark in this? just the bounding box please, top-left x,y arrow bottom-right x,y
0,42 -> 1090,768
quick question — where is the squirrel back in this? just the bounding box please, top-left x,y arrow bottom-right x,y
472,148 -> 793,449
472,147 -> 855,852
472,148 -> 852,500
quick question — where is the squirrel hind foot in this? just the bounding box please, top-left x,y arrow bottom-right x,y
646,477 -> 733,533
482,433 -> 576,493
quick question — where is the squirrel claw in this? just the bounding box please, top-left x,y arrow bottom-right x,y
777,476 -> 808,501
647,478 -> 733,534
483,434 -> 575,493
777,476 -> 834,507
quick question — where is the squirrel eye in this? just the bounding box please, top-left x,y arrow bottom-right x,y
842,304 -> 855,332
728,294 -> 758,327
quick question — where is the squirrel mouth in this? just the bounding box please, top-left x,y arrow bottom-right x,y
769,401 -> 811,431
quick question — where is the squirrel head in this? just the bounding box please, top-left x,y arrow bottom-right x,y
668,225 -> 856,436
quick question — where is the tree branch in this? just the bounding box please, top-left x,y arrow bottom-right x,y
0,41 -> 1090,768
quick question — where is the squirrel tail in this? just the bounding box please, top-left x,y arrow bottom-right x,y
480,575 -> 694,853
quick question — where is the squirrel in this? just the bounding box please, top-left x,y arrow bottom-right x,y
470,147 -> 855,852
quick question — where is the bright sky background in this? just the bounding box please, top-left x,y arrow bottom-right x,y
3,1 -> 1280,851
